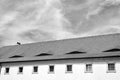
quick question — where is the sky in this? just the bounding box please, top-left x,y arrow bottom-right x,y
0,0 -> 120,46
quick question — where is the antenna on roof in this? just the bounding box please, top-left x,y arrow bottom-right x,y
17,42 -> 21,45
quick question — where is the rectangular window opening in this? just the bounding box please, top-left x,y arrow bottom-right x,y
85,64 -> 92,73
33,66 -> 38,73
18,67 -> 23,74
66,65 -> 72,73
107,63 -> 116,73
49,65 -> 54,73
0,65 -> 2,74
5,67 -> 9,74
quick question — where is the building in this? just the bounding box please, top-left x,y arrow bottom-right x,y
0,33 -> 120,80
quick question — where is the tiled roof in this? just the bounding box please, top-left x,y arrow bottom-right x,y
0,33 -> 120,62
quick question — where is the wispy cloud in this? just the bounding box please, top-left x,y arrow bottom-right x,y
0,0 -> 120,46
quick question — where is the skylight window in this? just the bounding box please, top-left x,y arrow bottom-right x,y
66,51 -> 86,54
9,55 -> 23,58
103,48 -> 120,52
35,53 -> 52,56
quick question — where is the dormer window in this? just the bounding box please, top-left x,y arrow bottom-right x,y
103,48 -> 120,52
35,53 -> 52,56
9,55 -> 23,58
66,51 -> 86,54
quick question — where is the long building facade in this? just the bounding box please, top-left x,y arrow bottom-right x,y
0,33 -> 120,80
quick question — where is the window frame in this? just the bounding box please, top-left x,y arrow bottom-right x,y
66,64 -> 73,73
18,66 -> 23,74
4,67 -> 10,74
32,66 -> 38,74
0,65 -> 2,74
48,65 -> 54,74
107,63 -> 116,73
85,64 -> 93,73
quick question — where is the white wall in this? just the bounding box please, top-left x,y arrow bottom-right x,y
0,60 -> 120,80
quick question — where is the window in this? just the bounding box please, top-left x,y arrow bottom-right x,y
66,65 -> 72,73
5,67 -> 9,74
85,64 -> 92,73
0,65 -> 2,74
107,63 -> 116,72
49,65 -> 54,73
103,48 -> 120,52
33,66 -> 38,73
66,51 -> 86,54
18,67 -> 23,74
9,55 -> 23,58
35,53 -> 52,56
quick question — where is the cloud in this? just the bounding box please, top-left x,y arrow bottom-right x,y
0,0 -> 120,46
0,0 -> 77,46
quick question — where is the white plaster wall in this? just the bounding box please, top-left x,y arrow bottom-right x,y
0,61 -> 120,80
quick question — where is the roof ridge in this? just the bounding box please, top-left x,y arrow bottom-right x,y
1,33 -> 120,48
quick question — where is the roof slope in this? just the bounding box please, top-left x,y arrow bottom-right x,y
0,33 -> 120,62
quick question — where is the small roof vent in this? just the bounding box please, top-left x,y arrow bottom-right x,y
103,48 -> 120,52
9,55 -> 23,58
35,53 -> 52,56
66,51 -> 86,54
17,42 -> 21,45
